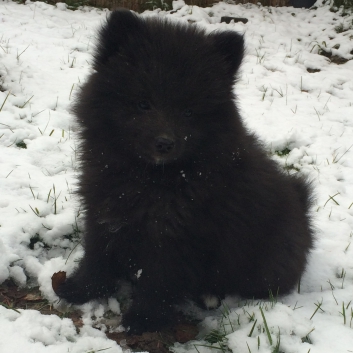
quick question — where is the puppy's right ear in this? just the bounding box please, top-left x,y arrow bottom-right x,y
93,9 -> 143,70
211,31 -> 244,78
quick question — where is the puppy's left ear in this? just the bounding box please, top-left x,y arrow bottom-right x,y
212,31 -> 244,76
93,9 -> 143,70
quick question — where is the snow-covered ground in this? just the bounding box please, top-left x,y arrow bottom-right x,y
0,0 -> 353,352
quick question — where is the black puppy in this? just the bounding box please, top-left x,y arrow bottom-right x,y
57,9 -> 313,334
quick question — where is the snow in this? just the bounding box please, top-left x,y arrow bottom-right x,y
0,0 -> 353,352
0,305 -> 123,353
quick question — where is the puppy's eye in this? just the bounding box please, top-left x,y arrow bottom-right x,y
138,100 -> 151,110
183,109 -> 193,117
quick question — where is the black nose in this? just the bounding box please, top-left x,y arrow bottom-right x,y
155,137 -> 175,154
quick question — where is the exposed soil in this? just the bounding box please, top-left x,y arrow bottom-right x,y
307,68 -> 321,73
0,280 -> 198,353
319,49 -> 350,64
107,323 -> 198,353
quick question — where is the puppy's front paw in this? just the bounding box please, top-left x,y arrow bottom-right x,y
123,309 -> 171,335
55,278 -> 89,304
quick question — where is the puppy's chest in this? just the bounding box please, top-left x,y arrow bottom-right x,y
95,168 -> 232,239
133,186 -> 199,226
115,181 -> 210,238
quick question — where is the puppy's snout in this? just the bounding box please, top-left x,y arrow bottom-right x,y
155,137 -> 175,154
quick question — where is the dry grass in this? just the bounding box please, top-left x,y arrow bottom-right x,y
41,0 -> 290,12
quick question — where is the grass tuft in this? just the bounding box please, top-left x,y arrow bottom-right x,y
301,328 -> 315,344
140,0 -> 173,11
275,148 -> 291,157
297,276 -> 301,294
65,240 -> 82,265
272,328 -> 281,353
0,90 -> 11,112
0,302 -> 21,314
340,302 -> 347,325
16,45 -> 30,60
29,233 -> 46,249
259,306 -> 272,345
323,193 -> 340,207
29,204 -> 41,218
18,95 -> 34,109
310,299 -> 324,320
332,0 -> 353,11
248,319 -> 258,337
16,141 -> 27,149
332,144 -> 353,164
246,341 -> 252,353
255,49 -> 266,64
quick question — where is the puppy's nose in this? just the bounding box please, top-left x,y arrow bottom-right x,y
155,137 -> 175,154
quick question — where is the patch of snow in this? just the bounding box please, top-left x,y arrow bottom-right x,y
0,1 -> 353,352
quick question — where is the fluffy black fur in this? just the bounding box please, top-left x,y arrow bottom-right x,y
57,10 -> 313,334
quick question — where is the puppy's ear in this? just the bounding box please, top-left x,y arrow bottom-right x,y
93,9 -> 143,70
212,31 -> 244,77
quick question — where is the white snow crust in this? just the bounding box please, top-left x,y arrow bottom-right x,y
0,0 -> 353,352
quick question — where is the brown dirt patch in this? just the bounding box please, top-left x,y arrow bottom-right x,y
0,280 -> 198,353
319,50 -> 350,65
